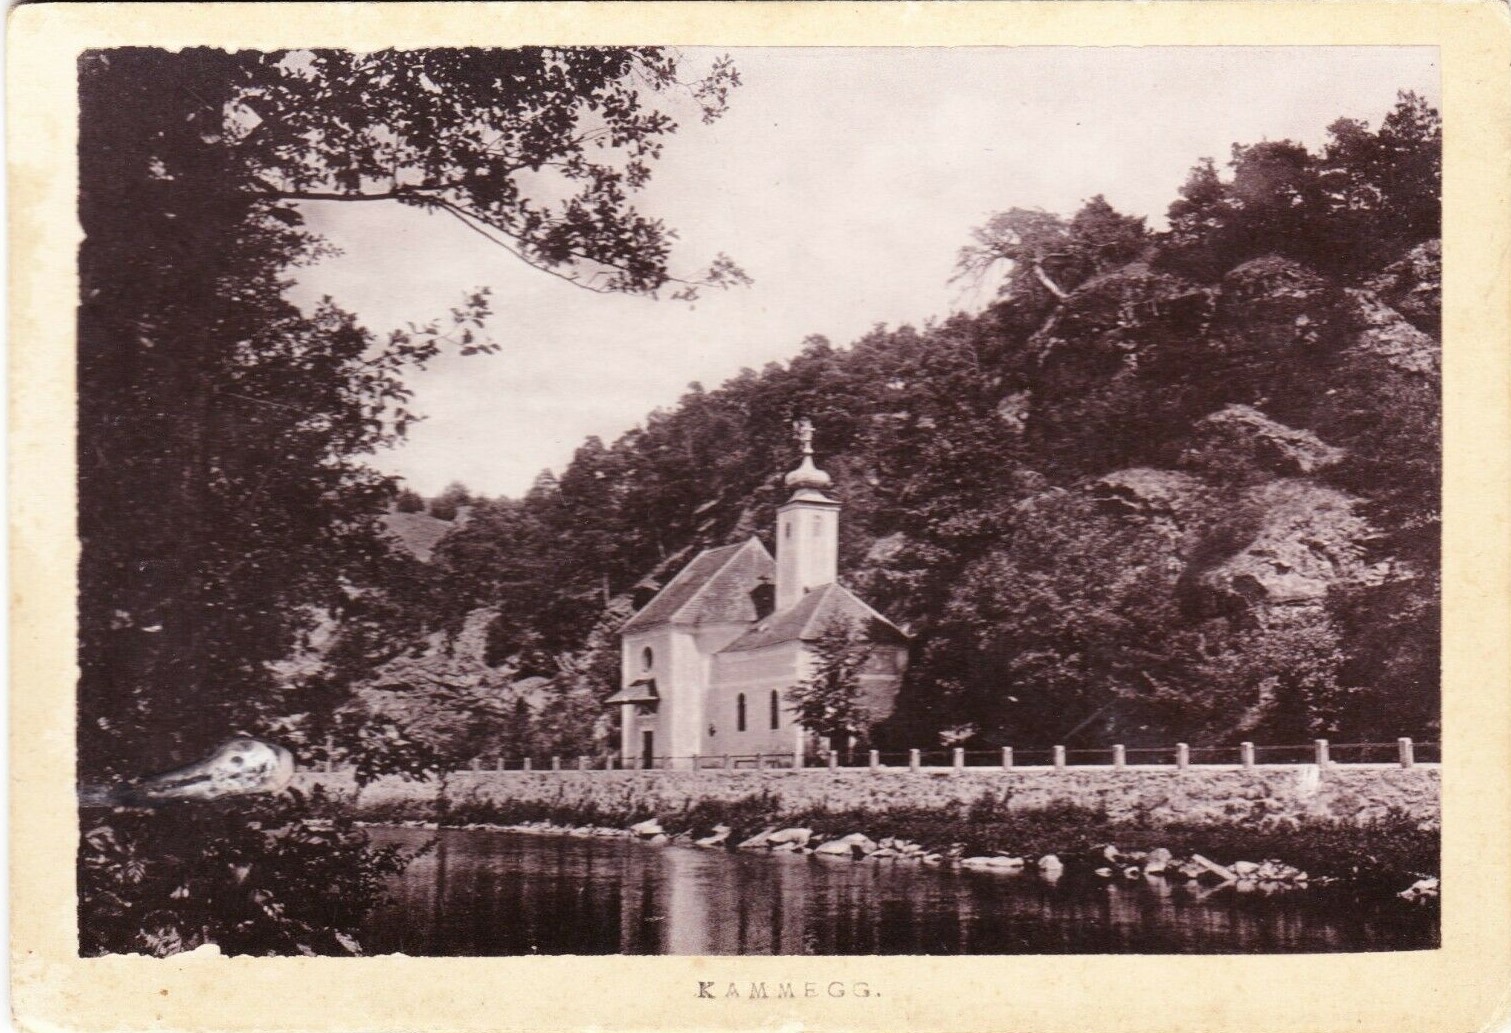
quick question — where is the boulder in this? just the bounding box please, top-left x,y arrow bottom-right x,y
766,827 -> 813,848
1232,860 -> 1260,876
1094,867 -> 1114,878
647,833 -> 669,845
695,824 -> 732,848
628,819 -> 663,838
1191,854 -> 1237,882
1143,848 -> 1172,874
814,834 -> 876,857
1398,876 -> 1440,903
1037,854 -> 1064,873
962,856 -> 1025,871
736,827 -> 777,850
770,841 -> 800,853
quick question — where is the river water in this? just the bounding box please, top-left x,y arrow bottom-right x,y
360,827 -> 1437,956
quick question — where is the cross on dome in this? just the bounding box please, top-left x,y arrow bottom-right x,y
784,416 -> 833,493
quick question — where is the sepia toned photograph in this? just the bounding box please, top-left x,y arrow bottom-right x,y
13,2 -> 1511,1030
70,41 -> 1446,962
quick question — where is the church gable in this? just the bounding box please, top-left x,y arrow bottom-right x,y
718,582 -> 907,654
620,537 -> 773,634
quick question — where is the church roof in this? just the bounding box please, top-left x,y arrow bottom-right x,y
620,537 -> 775,634
718,582 -> 909,654
604,678 -> 659,704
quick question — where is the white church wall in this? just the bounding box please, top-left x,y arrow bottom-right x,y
619,628 -> 664,765
707,643 -> 804,760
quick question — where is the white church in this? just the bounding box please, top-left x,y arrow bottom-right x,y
607,422 -> 909,768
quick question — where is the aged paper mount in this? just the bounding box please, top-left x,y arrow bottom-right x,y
10,2 -> 1511,1032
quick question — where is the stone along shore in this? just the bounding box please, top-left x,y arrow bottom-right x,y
305,765 -> 1440,900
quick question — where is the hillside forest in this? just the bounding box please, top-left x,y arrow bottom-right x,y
75,48 -> 1439,784
352,92 -> 1442,766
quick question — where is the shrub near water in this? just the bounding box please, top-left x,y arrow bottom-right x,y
78,786 -> 420,957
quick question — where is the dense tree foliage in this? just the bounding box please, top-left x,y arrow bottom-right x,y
78,47 -> 744,783
78,787 -> 411,956
786,621 -> 875,754
419,93 -> 1439,755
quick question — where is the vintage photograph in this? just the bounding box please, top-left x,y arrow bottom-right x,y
75,44 -> 1441,958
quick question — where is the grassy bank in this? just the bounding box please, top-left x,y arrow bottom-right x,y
356,784 -> 1437,892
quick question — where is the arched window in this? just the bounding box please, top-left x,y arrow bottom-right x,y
783,519 -> 792,539
641,646 -> 653,671
737,693 -> 747,732
770,690 -> 780,730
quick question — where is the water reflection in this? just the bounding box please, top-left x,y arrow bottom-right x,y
361,828 -> 1437,956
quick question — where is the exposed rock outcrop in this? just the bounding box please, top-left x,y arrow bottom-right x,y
1364,239 -> 1440,333
1180,405 -> 1345,479
1215,256 -> 1336,355
1197,480 -> 1373,607
1090,468 -> 1205,531
1346,288 -> 1440,375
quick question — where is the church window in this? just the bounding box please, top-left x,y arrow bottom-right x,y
784,520 -> 791,539
641,646 -> 653,671
770,690 -> 780,729
737,693 -> 747,732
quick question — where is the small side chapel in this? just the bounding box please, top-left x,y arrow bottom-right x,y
607,421 -> 909,769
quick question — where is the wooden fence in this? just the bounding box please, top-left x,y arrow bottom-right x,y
352,737 -> 1438,776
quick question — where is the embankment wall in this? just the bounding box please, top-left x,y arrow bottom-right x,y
297,764 -> 1439,827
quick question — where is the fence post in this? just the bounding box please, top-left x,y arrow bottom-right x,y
755,752 -> 765,771
1398,737 -> 1415,769
722,754 -> 730,770
908,748 -> 921,772
577,755 -> 588,771
869,749 -> 880,772
1240,742 -> 1255,770
1175,743 -> 1190,770
1314,739 -> 1330,769
1052,745 -> 1066,770
522,757 -> 532,772
551,756 -> 561,772
1112,744 -> 1126,770
825,749 -> 837,771
952,747 -> 965,772
1001,746 -> 1014,770
470,757 -> 480,772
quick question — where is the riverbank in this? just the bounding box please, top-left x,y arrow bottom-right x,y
297,763 -> 1440,828
337,780 -> 1438,896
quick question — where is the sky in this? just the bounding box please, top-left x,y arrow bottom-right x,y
287,47 -> 1439,498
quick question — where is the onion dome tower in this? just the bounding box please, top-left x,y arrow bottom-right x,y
775,418 -> 841,612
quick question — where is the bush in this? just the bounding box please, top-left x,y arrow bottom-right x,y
394,489 -> 425,514
78,786 -> 419,957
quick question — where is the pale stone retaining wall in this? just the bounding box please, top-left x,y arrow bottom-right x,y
297,764 -> 1439,827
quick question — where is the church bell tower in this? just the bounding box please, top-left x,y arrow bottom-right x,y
775,418 -> 841,613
